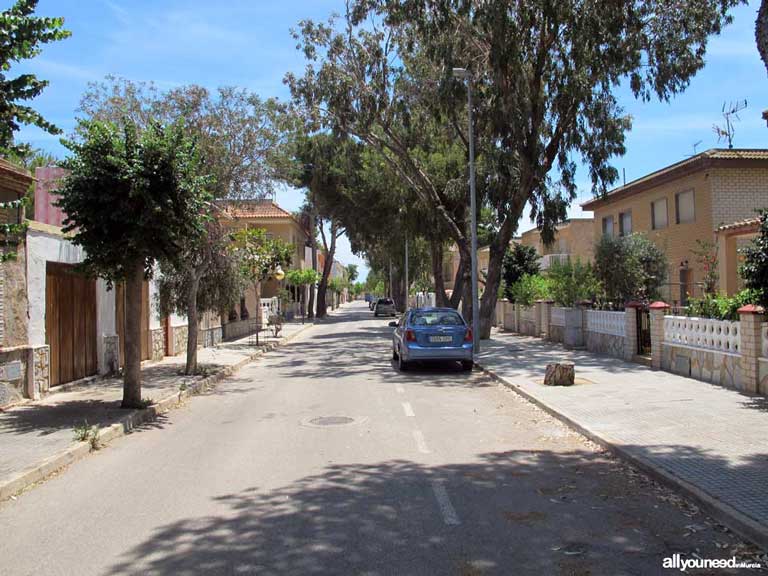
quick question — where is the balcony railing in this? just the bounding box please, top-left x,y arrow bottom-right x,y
539,253 -> 570,270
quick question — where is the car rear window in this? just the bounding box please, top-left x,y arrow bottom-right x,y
379,299 -> 394,305
410,311 -> 464,326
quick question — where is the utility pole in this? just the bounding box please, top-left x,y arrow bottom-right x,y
389,258 -> 393,299
405,231 -> 409,311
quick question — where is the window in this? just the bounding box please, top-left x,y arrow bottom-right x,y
651,198 -> 668,230
602,216 -> 614,237
619,211 -> 632,236
675,190 -> 695,224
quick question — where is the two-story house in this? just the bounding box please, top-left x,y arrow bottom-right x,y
581,149 -> 768,304
518,218 -> 595,270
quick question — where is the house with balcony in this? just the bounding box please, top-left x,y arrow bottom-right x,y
518,218 -> 595,271
581,149 -> 768,305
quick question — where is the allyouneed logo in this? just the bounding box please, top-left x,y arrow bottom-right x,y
663,554 -> 762,572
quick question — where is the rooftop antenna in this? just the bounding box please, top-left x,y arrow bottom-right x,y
622,168 -> 626,187
690,140 -> 703,156
713,100 -> 747,149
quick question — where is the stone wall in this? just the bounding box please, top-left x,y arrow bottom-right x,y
1,247 -> 29,347
0,347 -> 28,407
150,328 -> 164,361
549,324 -> 564,344
103,335 -> 119,375
586,331 -> 626,359
662,343 -> 743,391
222,318 -> 257,341
32,345 -> 49,398
172,325 -> 188,357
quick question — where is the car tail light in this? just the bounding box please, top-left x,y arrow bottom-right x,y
464,328 -> 473,342
405,329 -> 416,342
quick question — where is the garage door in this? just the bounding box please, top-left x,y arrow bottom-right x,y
45,262 -> 98,387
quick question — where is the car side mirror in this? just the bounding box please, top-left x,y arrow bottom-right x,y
388,321 -> 398,328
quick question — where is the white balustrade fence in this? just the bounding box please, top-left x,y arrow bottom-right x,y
586,310 -> 626,337
762,323 -> 768,358
551,307 -> 567,327
664,316 -> 740,354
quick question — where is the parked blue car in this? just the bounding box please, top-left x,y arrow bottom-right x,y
389,307 -> 474,372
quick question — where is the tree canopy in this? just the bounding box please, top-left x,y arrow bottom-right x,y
0,0 -> 70,156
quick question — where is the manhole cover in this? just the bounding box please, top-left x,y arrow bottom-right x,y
301,416 -> 367,428
311,416 -> 354,426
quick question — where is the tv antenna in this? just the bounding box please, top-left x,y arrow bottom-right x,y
713,100 -> 747,149
690,140 -> 703,156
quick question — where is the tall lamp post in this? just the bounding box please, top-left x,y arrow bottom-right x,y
452,67 -> 480,354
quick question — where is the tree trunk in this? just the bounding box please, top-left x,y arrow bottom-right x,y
757,0 -> 768,75
431,239 -> 449,307
316,222 -> 337,319
254,280 -> 262,327
457,240 -> 473,323
308,207 -> 318,319
185,273 -> 201,375
122,259 -> 144,409
479,214 -> 517,339
449,256 -> 467,310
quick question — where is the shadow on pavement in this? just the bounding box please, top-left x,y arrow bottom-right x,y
105,446 -> 767,575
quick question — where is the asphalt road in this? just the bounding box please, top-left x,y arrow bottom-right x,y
0,302 -> 759,575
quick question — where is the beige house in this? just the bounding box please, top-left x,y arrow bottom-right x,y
519,218 -> 595,269
219,200 -> 312,322
581,149 -> 768,304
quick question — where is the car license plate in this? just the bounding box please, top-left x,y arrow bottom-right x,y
429,335 -> 453,343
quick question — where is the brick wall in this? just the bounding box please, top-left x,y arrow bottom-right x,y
710,167 -> 768,228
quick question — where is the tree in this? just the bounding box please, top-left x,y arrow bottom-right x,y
739,209 -> 768,307
758,0 -> 768,76
346,264 -> 359,284
502,244 -> 540,301
157,220 -> 242,375
57,118 -> 210,408
0,0 -> 70,157
594,234 -> 668,304
78,77 -> 287,199
284,267 -> 320,322
229,227 -> 294,327
295,0 -> 742,338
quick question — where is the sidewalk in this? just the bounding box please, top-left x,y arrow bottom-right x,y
0,321 -> 314,501
478,330 -> 768,550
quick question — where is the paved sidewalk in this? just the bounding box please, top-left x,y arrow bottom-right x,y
478,330 -> 768,550
0,321 -> 314,500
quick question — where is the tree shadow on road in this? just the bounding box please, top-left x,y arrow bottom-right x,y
105,446 -> 767,576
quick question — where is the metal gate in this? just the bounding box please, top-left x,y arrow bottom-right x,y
636,306 -> 652,356
45,262 -> 98,386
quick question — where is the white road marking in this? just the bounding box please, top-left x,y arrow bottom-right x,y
395,383 -> 405,394
412,429 -> 430,454
431,481 -> 461,525
402,402 -> 415,417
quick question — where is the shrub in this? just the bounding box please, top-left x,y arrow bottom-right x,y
502,244 -> 540,301
686,289 -> 762,321
739,209 -> 768,308
509,274 -> 552,306
594,233 -> 667,303
547,259 -> 601,307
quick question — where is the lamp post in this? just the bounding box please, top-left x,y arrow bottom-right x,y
404,229 -> 409,311
452,67 -> 480,354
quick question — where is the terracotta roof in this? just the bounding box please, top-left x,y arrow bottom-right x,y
716,217 -> 761,234
219,200 -> 294,220
0,158 -> 34,197
581,148 -> 768,210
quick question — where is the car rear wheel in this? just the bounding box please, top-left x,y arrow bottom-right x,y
461,360 -> 474,371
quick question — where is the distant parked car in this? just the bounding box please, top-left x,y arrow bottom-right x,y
374,298 -> 396,317
390,307 -> 473,371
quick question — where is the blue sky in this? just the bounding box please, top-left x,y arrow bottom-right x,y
9,0 -> 767,281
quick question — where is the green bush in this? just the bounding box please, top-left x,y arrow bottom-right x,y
502,244 -> 540,301
594,233 -> 667,303
509,274 -> 552,306
739,209 -> 768,308
685,289 -> 761,321
547,259 -> 600,307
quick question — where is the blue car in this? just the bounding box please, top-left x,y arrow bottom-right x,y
389,307 -> 474,372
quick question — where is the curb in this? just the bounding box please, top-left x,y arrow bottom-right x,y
476,362 -> 768,552
0,322 -> 315,503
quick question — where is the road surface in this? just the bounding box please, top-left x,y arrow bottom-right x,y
0,302 -> 757,575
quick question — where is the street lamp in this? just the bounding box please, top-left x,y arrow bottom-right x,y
452,67 -> 480,355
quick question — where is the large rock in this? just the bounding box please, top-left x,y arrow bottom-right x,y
544,362 -> 575,386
